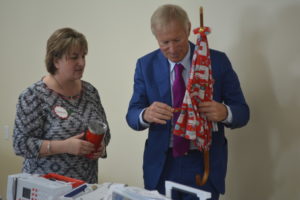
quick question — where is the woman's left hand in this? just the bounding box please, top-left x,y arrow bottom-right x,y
89,140 -> 106,160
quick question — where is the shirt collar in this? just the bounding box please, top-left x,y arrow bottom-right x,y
169,46 -> 191,72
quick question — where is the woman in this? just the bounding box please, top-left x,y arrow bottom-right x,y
13,27 -> 111,183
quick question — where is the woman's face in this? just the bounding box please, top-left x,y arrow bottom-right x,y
54,48 -> 86,81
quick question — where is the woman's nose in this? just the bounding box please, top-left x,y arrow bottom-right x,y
78,57 -> 85,65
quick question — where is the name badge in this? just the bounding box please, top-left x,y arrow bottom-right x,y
53,106 -> 69,119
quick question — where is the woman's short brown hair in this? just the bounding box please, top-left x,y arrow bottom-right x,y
45,27 -> 88,74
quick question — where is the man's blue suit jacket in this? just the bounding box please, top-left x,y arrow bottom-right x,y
126,43 -> 250,194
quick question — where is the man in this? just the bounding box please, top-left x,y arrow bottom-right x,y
126,4 -> 249,200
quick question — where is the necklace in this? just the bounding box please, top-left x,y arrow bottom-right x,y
52,75 -> 64,91
51,75 -> 81,100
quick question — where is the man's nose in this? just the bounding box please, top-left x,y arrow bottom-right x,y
168,42 -> 177,53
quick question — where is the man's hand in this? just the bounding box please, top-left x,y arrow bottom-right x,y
198,100 -> 228,122
143,101 -> 174,124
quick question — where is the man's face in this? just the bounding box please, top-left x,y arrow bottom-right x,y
155,21 -> 190,63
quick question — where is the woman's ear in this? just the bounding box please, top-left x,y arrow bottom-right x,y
53,57 -> 59,65
53,57 -> 61,70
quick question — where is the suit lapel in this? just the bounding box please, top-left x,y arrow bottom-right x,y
154,52 -> 172,105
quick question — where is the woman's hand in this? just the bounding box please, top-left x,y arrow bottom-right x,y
64,133 -> 95,156
88,139 -> 106,160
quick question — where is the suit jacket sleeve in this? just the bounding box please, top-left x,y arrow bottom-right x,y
212,51 -> 250,129
126,59 -> 150,131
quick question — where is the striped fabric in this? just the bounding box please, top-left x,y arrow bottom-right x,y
13,80 -> 110,183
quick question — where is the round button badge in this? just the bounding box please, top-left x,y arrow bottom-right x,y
53,106 -> 69,119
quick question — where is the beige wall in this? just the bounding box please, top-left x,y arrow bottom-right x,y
1,0 -> 300,199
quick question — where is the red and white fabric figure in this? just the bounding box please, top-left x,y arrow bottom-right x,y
173,26 -> 218,151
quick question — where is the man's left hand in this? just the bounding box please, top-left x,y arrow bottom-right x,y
198,100 -> 228,122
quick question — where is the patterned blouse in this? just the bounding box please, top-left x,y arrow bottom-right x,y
13,80 -> 111,183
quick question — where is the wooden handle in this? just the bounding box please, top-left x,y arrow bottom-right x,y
195,149 -> 209,186
200,6 -> 204,28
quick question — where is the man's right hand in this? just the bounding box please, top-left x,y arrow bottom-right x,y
143,101 -> 174,124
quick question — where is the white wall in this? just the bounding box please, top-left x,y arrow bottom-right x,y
1,0 -> 300,199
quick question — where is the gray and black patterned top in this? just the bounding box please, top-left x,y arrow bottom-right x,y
13,80 -> 111,183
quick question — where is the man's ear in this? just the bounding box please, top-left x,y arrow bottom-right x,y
187,22 -> 191,36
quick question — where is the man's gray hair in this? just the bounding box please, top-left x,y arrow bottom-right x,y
151,4 -> 191,36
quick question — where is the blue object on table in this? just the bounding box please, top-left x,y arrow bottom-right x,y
64,184 -> 87,197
